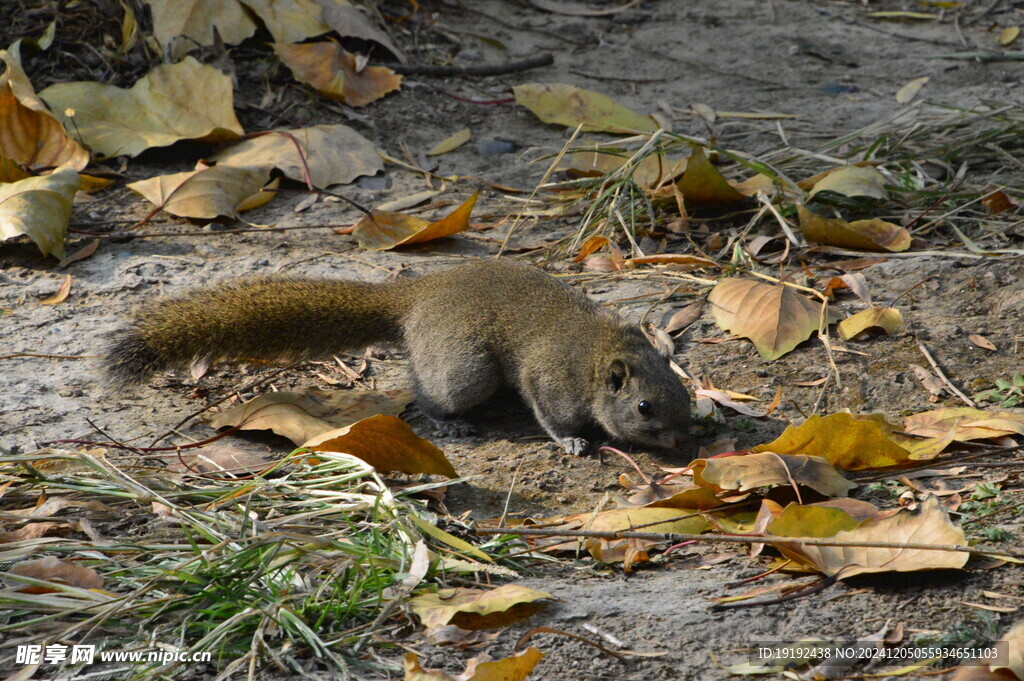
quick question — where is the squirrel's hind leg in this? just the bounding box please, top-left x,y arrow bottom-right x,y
407,350 -> 501,438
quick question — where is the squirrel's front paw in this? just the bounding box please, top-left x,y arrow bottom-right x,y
428,417 -> 477,438
559,437 -> 591,456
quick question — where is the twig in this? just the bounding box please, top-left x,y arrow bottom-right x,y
389,53 -> 553,77
916,341 -> 976,407
148,362 -> 301,447
0,353 -> 99,360
515,627 -> 629,665
711,575 -> 836,610
475,527 -> 1019,560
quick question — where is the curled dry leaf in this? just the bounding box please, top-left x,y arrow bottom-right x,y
664,300 -> 704,335
512,82 -> 658,133
982,190 -> 1015,215
625,254 -> 718,270
428,128 -> 472,156
895,76 -> 929,104
303,414 -> 457,478
753,413 -> 915,471
767,495 -> 969,578
9,556 -> 103,591
208,388 -> 414,446
127,164 -> 273,220
410,585 -> 552,630
39,274 -> 71,305
694,389 -> 768,417
837,306 -> 903,341
798,205 -> 911,252
806,165 -> 888,200
41,56 -> 244,158
691,452 -> 856,497
274,41 -> 401,107
0,165 -> 79,259
708,277 -> 822,360
211,124 -> 382,188
403,647 -> 543,681
676,146 -> 746,205
624,480 -> 726,510
353,191 -> 480,251
904,407 -> 1024,442
0,51 -> 88,170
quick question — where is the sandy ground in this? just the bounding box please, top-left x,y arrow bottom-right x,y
2,1 -> 1023,679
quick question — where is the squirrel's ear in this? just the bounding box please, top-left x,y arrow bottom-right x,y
605,358 -> 630,392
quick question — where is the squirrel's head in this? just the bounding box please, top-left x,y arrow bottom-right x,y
592,329 -> 691,452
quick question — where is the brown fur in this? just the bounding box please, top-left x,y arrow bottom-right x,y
106,260 -> 691,454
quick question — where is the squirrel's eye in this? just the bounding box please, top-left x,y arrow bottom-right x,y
637,400 -> 654,417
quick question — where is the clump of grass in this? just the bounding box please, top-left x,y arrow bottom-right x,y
0,448 -> 501,679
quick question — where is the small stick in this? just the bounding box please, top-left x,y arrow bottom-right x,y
474,526 -> 1019,560
389,53 -> 553,77
0,353 -> 99,360
917,341 -> 976,407
515,626 -> 629,665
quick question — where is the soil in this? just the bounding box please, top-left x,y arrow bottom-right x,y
2,1 -> 1023,680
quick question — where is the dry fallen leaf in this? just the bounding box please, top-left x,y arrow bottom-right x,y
403,647 -> 543,681
242,0 -> 331,44
41,56 -> 244,158
798,205 -> 911,252
0,50 -> 88,170
991,617 -> 1024,678
428,128 -> 472,156
318,0 -> 406,62
303,414 -> 457,478
664,300 -> 705,335
143,0 -> 258,47
353,191 -> 480,251
837,306 -> 903,340
558,146 -> 687,189
968,333 -> 998,351
410,585 -> 552,630
8,556 -> 103,591
127,163 -> 273,220
625,254 -> 718,270
708,277 -> 822,360
904,407 -> 1024,442
0,166 -> 79,259
806,165 -> 888,200
209,388 -> 414,446
39,274 -> 71,305
676,146 -> 746,205
691,452 -> 856,497
753,413 -> 914,471
513,82 -> 658,133
895,76 -> 929,103
274,40 -> 402,107
982,190 -> 1015,215
768,495 -> 969,578
211,124 -> 382,189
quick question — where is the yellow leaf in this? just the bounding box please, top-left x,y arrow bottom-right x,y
0,52 -> 89,171
40,56 -> 244,158
768,496 -> 968,578
127,164 -> 273,220
410,585 -> 552,630
837,306 -> 903,340
806,165 -> 888,200
303,414 -> 457,478
211,125 -> 382,189
0,166 -> 79,259
353,191 -> 479,251
676,146 -> 746,204
999,26 -> 1020,46
798,204 -> 911,252
241,0 -> 330,44
708,277 -> 822,360
992,618 -> 1024,678
427,127 -> 471,156
512,82 -> 658,133
753,413 -> 913,471
403,648 -> 543,681
209,388 -> 414,446
691,452 -> 856,497
274,41 -> 401,107
557,146 -> 687,189
895,76 -> 929,103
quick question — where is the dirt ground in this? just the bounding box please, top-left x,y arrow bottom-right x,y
2,1 -> 1024,679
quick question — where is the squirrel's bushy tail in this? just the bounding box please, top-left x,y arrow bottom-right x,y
105,277 -> 411,388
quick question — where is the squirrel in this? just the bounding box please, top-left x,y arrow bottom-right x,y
106,259 -> 691,455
